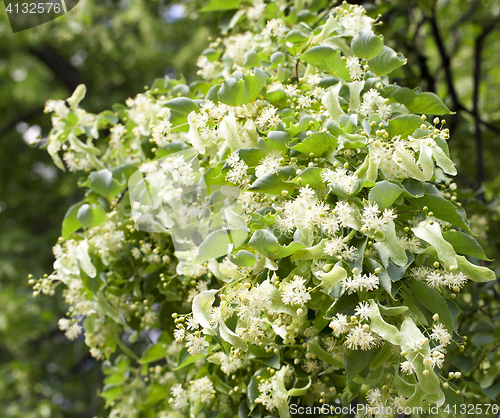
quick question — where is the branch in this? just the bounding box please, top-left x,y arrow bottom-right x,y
472,16 -> 500,187
427,7 -> 460,112
458,105 -> 500,135
0,106 -> 44,138
29,45 -> 84,92
408,13 -> 436,92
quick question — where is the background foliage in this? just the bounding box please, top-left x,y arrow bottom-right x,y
0,0 -> 499,416
0,1 -> 218,416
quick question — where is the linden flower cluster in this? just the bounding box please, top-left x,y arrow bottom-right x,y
39,1 -> 495,417
412,266 -> 468,290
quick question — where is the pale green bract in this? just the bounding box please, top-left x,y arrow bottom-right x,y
37,1 -> 494,417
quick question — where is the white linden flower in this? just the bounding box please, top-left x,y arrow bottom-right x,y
324,236 -> 346,257
306,74 -> 322,85
170,384 -> 188,411
366,388 -> 382,405
355,302 -> 372,320
151,119 -> 172,147
188,376 -> 215,404
426,271 -> 444,288
406,336 -> 427,351
302,358 -> 321,374
392,395 -> 407,410
227,160 -> 248,184
443,272 -> 467,289
297,95 -> 313,108
262,18 -> 287,38
400,361 -> 416,375
430,323 -> 452,345
281,275 -> 311,306
321,167 -> 359,194
247,0 -> 266,19
338,4 -> 374,37
161,155 -> 195,186
345,56 -> 364,81
335,201 -> 356,228
329,313 -> 350,336
226,152 -> 240,167
361,202 -> 395,232
256,105 -> 281,129
255,150 -> 282,178
377,103 -> 392,119
344,324 -> 376,350
174,327 -> 185,342
248,280 -> 275,313
185,333 -> 209,356
343,273 -> 379,294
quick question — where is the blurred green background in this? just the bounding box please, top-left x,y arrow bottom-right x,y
0,0 -> 499,416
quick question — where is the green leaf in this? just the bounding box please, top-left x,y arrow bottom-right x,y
218,312 -> 248,351
229,250 -> 257,267
345,348 -> 376,384
368,181 -> 402,211
409,194 -> 471,233
244,68 -> 268,101
442,230 -> 491,261
192,289 -> 218,334
412,221 -> 457,269
290,167 -> 324,189
300,46 -> 350,79
405,92 -> 453,116
373,222 -> 408,267
139,343 -> 167,365
248,229 -> 306,259
62,202 -> 84,238
351,30 -> 384,60
368,46 -> 406,76
88,169 -> 123,198
248,173 -> 295,195
321,83 -> 345,120
99,384 -> 123,407
387,114 -> 422,138
471,332 -> 495,347
193,228 -> 249,264
286,29 -> 309,43
402,178 -> 425,197
307,337 -> 343,368
392,86 -> 418,104
291,132 -> 337,157
237,148 -> 264,168
378,305 -> 408,316
386,252 -> 414,281
288,378 -> 312,397
243,50 -> 262,68
67,84 -> 86,109
164,97 -> 199,115
400,317 -> 440,394
218,78 -> 250,106
76,203 -> 107,227
407,279 -> 455,334
258,131 -> 291,155
369,342 -> 393,370
368,301 -> 401,345
455,255 -> 496,283
201,0 -> 240,11
172,353 -> 206,371
316,265 -> 347,292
